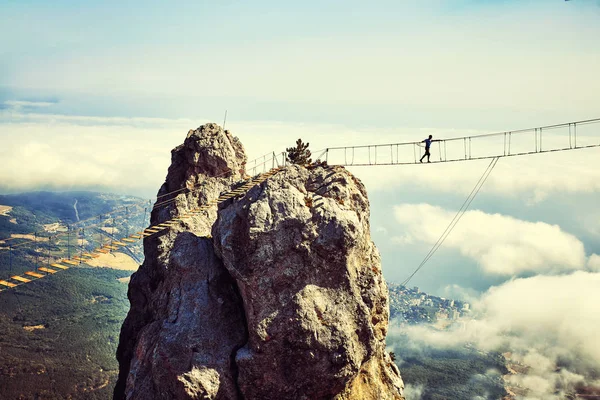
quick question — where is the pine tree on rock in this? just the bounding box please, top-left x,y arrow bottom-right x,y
286,139 -> 312,165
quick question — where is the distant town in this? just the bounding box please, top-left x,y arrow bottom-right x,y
387,283 -> 471,326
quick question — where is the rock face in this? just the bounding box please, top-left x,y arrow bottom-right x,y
114,124 -> 404,400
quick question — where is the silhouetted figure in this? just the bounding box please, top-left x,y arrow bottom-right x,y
419,135 -> 440,163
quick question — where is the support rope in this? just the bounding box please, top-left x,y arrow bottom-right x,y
400,157 -> 500,287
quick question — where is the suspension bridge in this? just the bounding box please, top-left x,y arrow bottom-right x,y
0,117 -> 599,293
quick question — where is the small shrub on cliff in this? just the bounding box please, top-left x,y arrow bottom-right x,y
286,139 -> 312,165
304,195 -> 313,208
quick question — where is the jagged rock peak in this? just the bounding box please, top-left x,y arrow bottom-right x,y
153,123 -> 247,231
157,123 -> 246,202
182,122 -> 247,178
114,126 -> 404,400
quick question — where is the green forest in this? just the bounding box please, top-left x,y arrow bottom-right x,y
0,191 -> 147,399
0,267 -> 130,399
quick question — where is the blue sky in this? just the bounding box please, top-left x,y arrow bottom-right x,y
3,0 -> 599,126
1,0 -> 600,297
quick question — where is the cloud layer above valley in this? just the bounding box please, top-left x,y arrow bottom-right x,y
391,271 -> 600,399
2,106 -> 599,203
393,203 -> 589,275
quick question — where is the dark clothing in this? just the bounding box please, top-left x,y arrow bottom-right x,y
420,137 -> 434,163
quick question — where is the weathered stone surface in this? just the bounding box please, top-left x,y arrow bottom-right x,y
213,165 -> 404,399
152,123 -> 247,235
114,124 -> 248,400
115,123 -> 404,400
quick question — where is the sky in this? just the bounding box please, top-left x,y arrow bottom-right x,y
2,2 -> 600,395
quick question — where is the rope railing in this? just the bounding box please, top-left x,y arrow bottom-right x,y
0,167 -> 284,292
1,117 -> 599,292
319,117 -> 600,166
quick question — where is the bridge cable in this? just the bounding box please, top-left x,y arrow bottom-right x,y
401,156 -> 500,287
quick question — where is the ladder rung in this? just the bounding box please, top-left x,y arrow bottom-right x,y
25,271 -> 44,278
11,276 -> 31,283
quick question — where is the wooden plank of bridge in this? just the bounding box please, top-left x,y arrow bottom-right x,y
61,260 -> 79,266
121,238 -> 136,243
83,253 -> 100,258
11,276 -> 31,283
25,271 -> 44,278
0,280 -> 17,287
39,267 -> 58,274
51,263 -> 69,270
112,241 -> 127,246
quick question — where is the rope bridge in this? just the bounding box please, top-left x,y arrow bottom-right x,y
318,118 -> 600,166
0,168 -> 282,292
1,117 -> 599,292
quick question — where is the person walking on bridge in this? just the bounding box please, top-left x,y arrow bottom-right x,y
420,135 -> 440,163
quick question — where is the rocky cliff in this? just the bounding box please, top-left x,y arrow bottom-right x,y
114,123 -> 404,400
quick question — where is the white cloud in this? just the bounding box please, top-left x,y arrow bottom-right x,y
1,109 -> 599,202
440,284 -> 481,304
375,226 -> 389,235
403,384 -> 424,400
0,114 -> 193,198
393,203 -> 586,275
588,254 -> 600,272
3,100 -> 55,108
391,271 -> 600,399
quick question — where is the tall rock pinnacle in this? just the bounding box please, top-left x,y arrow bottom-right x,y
114,123 -> 404,400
